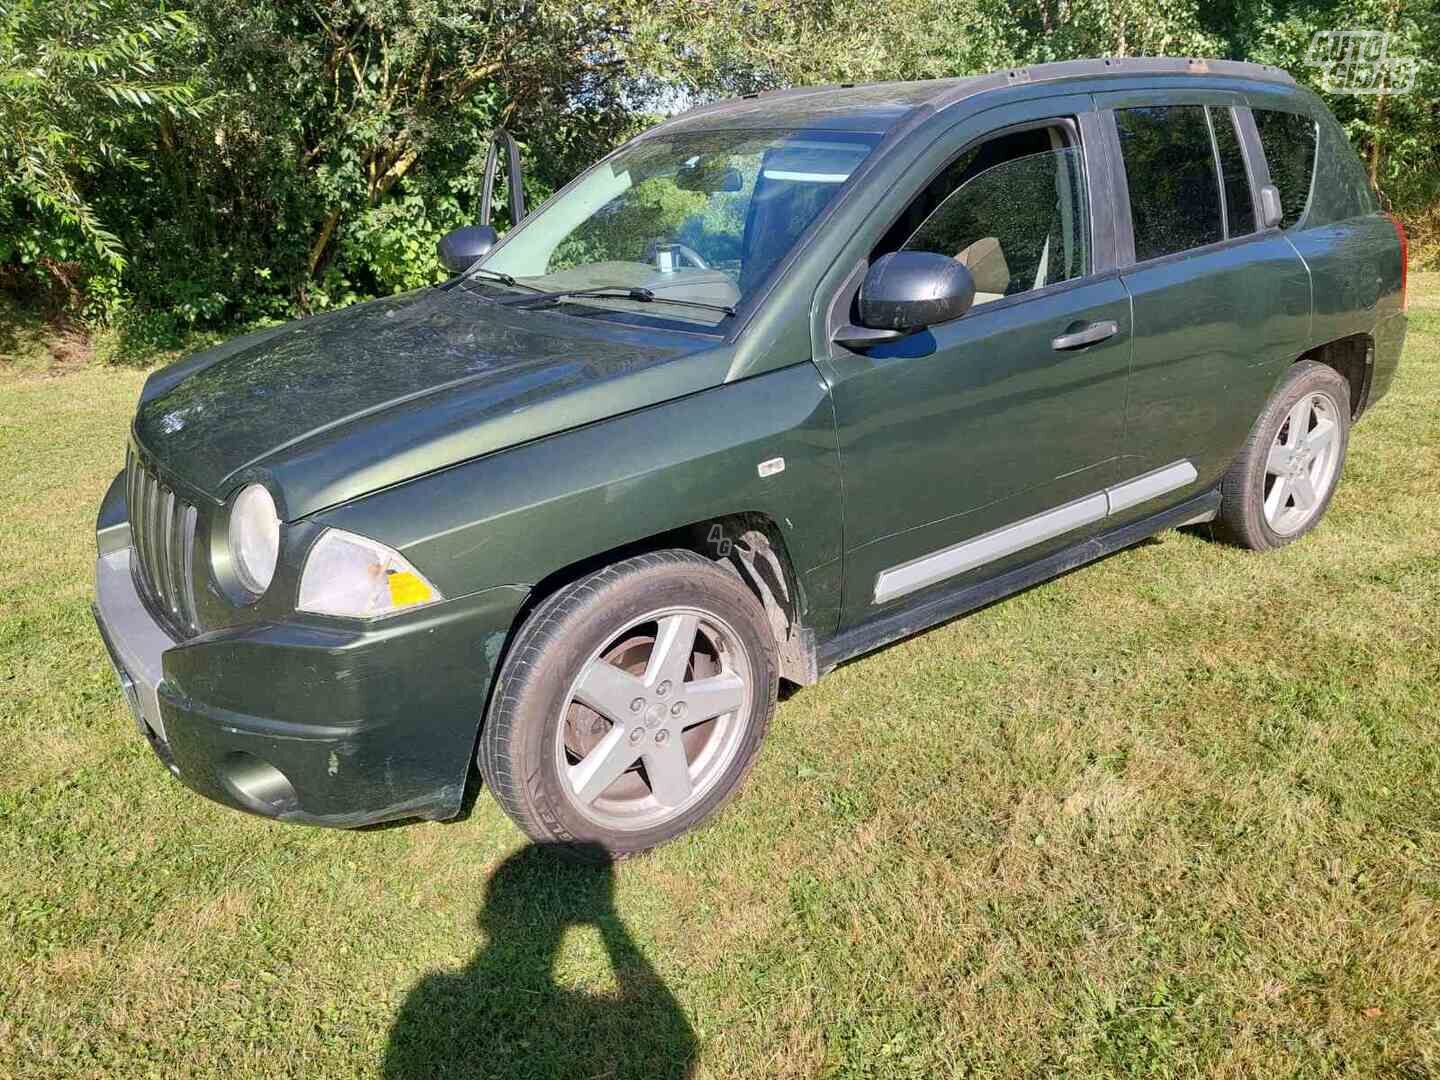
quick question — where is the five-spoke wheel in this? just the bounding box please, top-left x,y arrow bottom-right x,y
478,550 -> 777,859
1262,391 -> 1343,536
558,608 -> 752,831
1217,360 -> 1351,551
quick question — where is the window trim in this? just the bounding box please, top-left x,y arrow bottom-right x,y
1226,106 -> 1270,234
1204,105 -> 1263,242
1203,106 -> 1232,241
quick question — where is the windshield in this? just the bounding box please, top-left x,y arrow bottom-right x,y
475,128 -> 881,329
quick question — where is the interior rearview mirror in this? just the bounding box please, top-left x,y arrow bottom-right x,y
833,251 -> 976,350
438,224 -> 500,274
676,162 -> 744,193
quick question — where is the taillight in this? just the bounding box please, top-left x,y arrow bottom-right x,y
1387,212 -> 1409,312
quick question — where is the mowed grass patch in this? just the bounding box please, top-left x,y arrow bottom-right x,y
1,280 -> 1438,1077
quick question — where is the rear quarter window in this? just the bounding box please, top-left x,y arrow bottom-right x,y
1313,111 -> 1380,223
1253,108 -> 1318,229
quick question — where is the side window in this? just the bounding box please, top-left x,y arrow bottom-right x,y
1311,112 -> 1378,224
888,124 -> 1089,306
1253,108 -> 1318,229
1208,107 -> 1256,237
1115,105 -> 1223,261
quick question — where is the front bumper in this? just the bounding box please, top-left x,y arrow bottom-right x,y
93,545 -> 527,828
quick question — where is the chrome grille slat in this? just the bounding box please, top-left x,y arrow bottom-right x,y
126,448 -> 200,639
135,465 -> 151,588
159,484 -> 175,609
127,449 -> 142,570
168,498 -> 183,619
179,504 -> 199,626
145,469 -> 163,604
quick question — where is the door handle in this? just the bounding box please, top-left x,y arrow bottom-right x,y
1051,319 -> 1119,351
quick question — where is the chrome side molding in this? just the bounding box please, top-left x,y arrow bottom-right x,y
1105,460 -> 1198,514
873,459 -> 1198,604
874,494 -> 1107,604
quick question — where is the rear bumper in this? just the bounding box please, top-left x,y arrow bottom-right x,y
93,546 -> 527,828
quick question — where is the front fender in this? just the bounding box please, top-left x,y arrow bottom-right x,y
312,362 -> 844,631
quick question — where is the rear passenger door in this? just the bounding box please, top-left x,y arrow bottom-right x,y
1096,91 -> 1311,509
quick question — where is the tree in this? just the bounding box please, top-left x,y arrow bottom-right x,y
0,0 -> 202,277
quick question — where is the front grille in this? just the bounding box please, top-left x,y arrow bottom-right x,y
126,445 -> 200,639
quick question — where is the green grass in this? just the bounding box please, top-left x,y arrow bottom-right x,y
2,279 -> 1439,1078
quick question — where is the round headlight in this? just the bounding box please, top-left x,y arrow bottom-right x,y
228,484 -> 280,596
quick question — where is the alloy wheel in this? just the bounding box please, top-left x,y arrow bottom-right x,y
1263,390 -> 1343,536
554,607 -> 753,832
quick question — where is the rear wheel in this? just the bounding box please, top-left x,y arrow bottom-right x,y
1215,360 -> 1351,551
478,550 -> 778,859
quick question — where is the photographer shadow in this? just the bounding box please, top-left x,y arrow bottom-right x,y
383,842 -> 696,1080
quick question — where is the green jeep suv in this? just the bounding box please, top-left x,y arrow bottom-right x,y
93,57 -> 1408,858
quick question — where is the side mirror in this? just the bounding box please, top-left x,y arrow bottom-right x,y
834,252 -> 975,349
1258,183 -> 1283,229
438,224 -> 500,274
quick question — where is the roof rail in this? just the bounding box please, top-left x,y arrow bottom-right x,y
933,56 -> 1296,110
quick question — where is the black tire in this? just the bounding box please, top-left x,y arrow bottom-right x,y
1214,360 -> 1351,551
478,550 -> 778,860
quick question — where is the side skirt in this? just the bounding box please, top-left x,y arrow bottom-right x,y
816,488 -> 1220,675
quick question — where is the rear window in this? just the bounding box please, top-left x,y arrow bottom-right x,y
1115,105 -> 1224,261
1253,109 -> 1318,229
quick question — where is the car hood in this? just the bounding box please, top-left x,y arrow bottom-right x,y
135,284 -> 731,519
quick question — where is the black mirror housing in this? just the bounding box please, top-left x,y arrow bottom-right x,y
857,251 -> 976,334
438,224 -> 500,274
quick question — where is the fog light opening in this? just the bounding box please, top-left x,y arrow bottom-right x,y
219,752 -> 299,817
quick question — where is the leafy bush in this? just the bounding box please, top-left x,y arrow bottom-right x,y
3,0 -> 640,332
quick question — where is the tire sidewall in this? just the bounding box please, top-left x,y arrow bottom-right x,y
498,558 -> 777,856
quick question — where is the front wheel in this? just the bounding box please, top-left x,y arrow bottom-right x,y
1215,360 -> 1351,551
478,550 -> 778,859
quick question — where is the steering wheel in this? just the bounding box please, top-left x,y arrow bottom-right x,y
647,240 -> 710,272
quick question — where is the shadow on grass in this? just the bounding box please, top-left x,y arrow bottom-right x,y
383,842 -> 696,1079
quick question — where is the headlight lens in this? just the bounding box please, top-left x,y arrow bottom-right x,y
228,484 -> 280,596
297,528 -> 442,619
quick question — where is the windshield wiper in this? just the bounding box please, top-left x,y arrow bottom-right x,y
466,267 -> 547,293
502,286 -> 736,318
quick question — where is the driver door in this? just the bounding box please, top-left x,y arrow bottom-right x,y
816,102 -> 1135,624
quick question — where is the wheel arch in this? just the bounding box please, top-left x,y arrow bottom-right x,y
1292,332 -> 1374,420
515,511 -> 820,688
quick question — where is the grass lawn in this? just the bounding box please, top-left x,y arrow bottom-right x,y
2,277 -> 1438,1079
